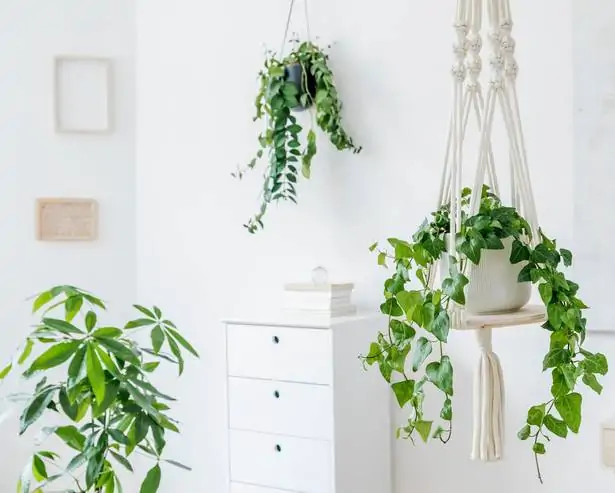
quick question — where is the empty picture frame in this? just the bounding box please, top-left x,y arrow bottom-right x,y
36,198 -> 98,241
54,56 -> 113,134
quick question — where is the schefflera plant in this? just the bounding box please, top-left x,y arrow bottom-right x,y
0,285 -> 199,493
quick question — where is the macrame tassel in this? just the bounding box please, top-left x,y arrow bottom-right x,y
471,328 -> 505,461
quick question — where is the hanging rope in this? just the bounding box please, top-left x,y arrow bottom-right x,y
437,0 -> 540,462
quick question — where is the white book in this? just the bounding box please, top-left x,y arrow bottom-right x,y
283,293 -> 353,310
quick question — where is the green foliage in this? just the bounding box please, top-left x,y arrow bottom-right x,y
360,186 -> 607,482
1,285 -> 199,493
233,40 -> 361,233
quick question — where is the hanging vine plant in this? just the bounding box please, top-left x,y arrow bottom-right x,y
233,35 -> 361,233
361,186 -> 608,482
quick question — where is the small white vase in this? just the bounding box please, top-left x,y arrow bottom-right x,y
440,237 -> 531,315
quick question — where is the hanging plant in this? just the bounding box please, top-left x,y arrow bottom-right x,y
233,39 -> 361,233
361,186 -> 608,482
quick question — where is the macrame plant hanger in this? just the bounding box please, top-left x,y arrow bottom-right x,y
433,0 -> 541,462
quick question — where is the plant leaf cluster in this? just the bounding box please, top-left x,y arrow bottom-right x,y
0,285 -> 199,493
361,187 -> 607,482
234,40 -> 361,233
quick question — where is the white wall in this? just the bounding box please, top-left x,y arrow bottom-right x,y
0,0 -> 136,489
137,0 -> 615,491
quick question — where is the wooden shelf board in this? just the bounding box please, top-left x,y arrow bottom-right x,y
458,304 -> 546,331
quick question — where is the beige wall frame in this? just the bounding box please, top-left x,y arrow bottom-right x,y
54,55 -> 113,134
36,198 -> 99,241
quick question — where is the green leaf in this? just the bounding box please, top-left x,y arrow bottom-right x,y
94,379 -> 120,416
65,295 -> 84,322
554,392 -> 582,433
140,464 -> 161,493
86,453 -> 104,489
391,380 -> 415,408
510,239 -> 530,264
582,373 -> 603,395
42,318 -> 83,335
55,425 -> 86,451
163,459 -> 191,471
368,242 -> 378,252
20,388 -> 56,434
110,451 -> 133,472
396,291 -> 422,316
167,335 -> 185,375
431,310 -> 450,342
517,424 -> 531,440
59,388 -> 78,420
92,327 -> 122,339
542,348 -> 571,370
96,338 -> 141,366
440,398 -> 452,421
32,455 -> 48,481
380,299 -> 403,317
527,404 -> 545,426
517,264 -> 533,283
581,353 -> 608,375
67,345 -> 87,384
390,320 -> 416,343
32,290 -> 58,313
143,361 -> 160,373
109,428 -> 131,445
152,422 -> 167,455
442,273 -> 469,305
533,442 -> 546,455
24,341 -> 81,376
85,311 -> 97,332
165,327 -> 199,358
18,340 -> 34,365
561,249 -> 573,267
0,362 -> 12,380
415,420 -> 433,443
544,414 -> 568,438
426,356 -> 454,395
538,283 -> 553,304
377,252 -> 386,266
86,344 -> 105,403
412,337 -> 432,372
134,305 -> 156,318
125,318 -> 156,330
151,326 -> 165,353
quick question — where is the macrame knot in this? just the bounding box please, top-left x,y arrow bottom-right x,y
489,54 -> 505,71
453,41 -> 468,60
499,20 -> 513,33
454,22 -> 469,37
467,34 -> 483,54
500,35 -> 516,54
451,63 -> 467,82
505,60 -> 518,78
466,57 -> 483,75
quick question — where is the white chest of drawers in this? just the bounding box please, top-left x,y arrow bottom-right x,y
224,314 -> 392,493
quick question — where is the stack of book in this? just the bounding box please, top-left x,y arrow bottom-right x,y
282,282 -> 356,318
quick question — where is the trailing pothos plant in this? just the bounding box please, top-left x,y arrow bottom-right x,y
360,186 -> 608,482
233,39 -> 361,233
0,285 -> 199,493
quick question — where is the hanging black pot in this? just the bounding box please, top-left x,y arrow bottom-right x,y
284,63 -> 317,112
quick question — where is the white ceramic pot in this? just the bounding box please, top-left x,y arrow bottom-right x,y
440,237 -> 531,315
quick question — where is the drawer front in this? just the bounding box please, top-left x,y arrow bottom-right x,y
231,483 -> 297,493
226,324 -> 332,384
229,430 -> 333,493
228,377 -> 333,440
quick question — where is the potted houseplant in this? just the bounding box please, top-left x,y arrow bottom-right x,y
0,285 -> 199,493
233,39 -> 362,233
361,186 -> 608,482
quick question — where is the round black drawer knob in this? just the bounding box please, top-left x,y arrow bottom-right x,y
275,444 -> 282,452
272,336 -> 280,344
273,390 -> 280,399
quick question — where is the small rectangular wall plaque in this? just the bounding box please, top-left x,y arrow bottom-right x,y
36,198 -> 98,241
54,56 -> 113,134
